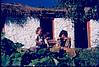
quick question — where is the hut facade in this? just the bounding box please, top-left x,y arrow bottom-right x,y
1,3 -> 99,48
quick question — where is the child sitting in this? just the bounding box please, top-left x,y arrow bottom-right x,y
57,30 -> 71,48
35,27 -> 47,48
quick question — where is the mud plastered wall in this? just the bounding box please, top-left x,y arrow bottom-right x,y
4,17 -> 40,48
4,17 -> 75,48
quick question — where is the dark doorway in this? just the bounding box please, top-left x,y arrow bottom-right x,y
74,19 -> 88,48
40,18 -> 53,39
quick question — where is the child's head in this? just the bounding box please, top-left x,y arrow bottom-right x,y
59,30 -> 68,38
36,27 -> 42,35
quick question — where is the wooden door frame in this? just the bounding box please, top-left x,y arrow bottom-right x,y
87,21 -> 91,48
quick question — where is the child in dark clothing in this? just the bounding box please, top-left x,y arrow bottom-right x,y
58,30 -> 71,48
35,27 -> 47,48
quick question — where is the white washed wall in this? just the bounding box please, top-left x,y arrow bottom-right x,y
4,17 -> 75,48
4,17 -> 40,48
90,20 -> 99,47
53,18 -> 75,48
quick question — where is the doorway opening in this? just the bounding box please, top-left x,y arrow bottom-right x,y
40,18 -> 53,39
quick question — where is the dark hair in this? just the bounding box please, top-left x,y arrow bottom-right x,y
36,27 -> 42,34
59,30 -> 68,37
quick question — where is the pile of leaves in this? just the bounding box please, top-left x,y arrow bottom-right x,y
1,33 -> 99,66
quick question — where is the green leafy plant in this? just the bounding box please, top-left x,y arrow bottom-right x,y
1,54 -> 10,66
1,36 -> 99,66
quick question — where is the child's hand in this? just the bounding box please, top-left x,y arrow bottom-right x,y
61,47 -> 64,49
37,41 -> 43,45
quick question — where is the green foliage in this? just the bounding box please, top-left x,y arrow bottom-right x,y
1,37 -> 24,66
1,37 -> 99,66
74,48 -> 99,66
11,52 -> 24,66
1,54 -> 10,66
31,59 -> 40,65
1,32 -> 5,40
29,57 -> 56,66
1,37 -> 24,54
15,42 -> 24,48
57,0 -> 99,21
37,48 -> 47,56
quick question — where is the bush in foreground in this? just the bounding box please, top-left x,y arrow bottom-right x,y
1,37 -> 99,66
